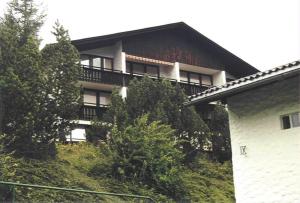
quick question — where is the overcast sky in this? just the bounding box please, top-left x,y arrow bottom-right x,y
0,0 -> 299,71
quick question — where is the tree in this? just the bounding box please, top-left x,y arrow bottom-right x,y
41,22 -> 82,142
0,0 -> 46,157
0,0 -> 81,158
205,105 -> 231,162
99,115 -> 186,199
95,77 -> 210,161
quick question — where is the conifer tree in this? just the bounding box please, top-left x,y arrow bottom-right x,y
41,22 -> 81,142
98,77 -> 210,160
0,0 -> 81,158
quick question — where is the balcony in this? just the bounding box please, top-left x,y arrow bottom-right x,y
79,65 -> 211,96
80,65 -> 123,86
179,82 -> 210,95
79,105 -> 108,121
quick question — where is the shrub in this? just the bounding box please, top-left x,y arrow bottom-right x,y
91,115 -> 187,199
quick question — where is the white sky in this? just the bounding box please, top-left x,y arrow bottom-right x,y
0,0 -> 299,71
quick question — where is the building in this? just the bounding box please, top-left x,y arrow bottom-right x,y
69,22 -> 258,141
188,60 -> 300,203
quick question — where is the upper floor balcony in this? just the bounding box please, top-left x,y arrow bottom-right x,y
79,64 -> 212,96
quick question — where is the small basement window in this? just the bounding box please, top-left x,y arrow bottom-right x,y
281,112 -> 300,129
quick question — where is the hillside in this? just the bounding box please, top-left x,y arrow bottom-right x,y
0,143 -> 235,202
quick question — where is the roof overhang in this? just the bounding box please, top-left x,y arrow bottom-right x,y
186,60 -> 300,106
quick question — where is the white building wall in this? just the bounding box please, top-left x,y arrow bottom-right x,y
159,64 -> 177,80
227,75 -> 300,203
213,70 -> 226,86
113,41 -> 123,71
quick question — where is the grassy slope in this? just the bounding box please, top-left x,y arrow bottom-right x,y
0,143 -> 234,202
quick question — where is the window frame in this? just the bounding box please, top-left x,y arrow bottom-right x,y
280,112 -> 300,130
126,61 -> 160,78
179,70 -> 213,86
80,54 -> 114,71
83,88 -> 112,108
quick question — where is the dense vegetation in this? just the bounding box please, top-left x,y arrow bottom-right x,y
0,143 -> 235,202
0,0 -> 81,158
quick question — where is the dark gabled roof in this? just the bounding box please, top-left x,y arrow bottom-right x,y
186,60 -> 300,105
71,22 -> 259,76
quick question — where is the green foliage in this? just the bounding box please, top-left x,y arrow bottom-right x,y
103,89 -> 128,130
98,77 -> 209,160
41,22 -> 82,142
0,143 -> 234,202
95,115 -> 186,199
205,105 -> 232,162
0,1 -> 81,158
182,155 -> 235,202
0,0 -> 49,158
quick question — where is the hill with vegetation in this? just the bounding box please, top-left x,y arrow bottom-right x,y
0,143 -> 234,202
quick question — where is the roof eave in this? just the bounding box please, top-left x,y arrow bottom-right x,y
186,67 -> 300,106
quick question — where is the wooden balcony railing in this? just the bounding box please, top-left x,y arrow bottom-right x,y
179,82 -> 210,96
79,105 -> 108,121
79,65 -> 212,96
80,65 -> 123,86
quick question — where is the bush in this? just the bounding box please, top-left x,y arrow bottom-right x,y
91,115 -> 187,199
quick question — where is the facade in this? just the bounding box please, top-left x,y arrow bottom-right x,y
188,61 -> 300,202
68,22 -> 258,141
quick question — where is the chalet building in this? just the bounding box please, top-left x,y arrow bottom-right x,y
69,22 -> 258,141
188,60 -> 300,203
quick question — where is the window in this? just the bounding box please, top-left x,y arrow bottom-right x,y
180,71 -> 188,82
83,91 -> 97,106
103,58 -> 113,70
281,112 -> 300,129
189,73 -> 200,84
132,63 -> 145,75
126,61 -> 159,78
83,90 -> 111,107
291,112 -> 300,127
201,75 -> 212,86
126,62 -> 132,73
180,71 -> 213,86
146,65 -> 159,77
92,57 -> 101,68
99,92 -> 111,106
80,54 -> 113,70
80,55 -> 90,66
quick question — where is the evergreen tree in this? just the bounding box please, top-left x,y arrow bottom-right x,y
97,77 -> 210,160
205,105 -> 232,162
0,0 -> 81,158
0,0 -> 46,157
41,22 -> 81,142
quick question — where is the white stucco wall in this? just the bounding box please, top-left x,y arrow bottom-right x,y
113,41 -> 123,71
159,64 -> 177,80
213,70 -> 226,86
227,75 -> 300,203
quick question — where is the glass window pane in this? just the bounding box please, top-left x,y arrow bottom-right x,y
291,112 -> 300,127
147,65 -> 158,77
99,92 -> 111,106
180,71 -> 188,82
92,57 -> 101,68
282,116 -> 291,129
126,62 -> 131,73
132,63 -> 145,75
202,75 -> 212,86
104,58 -> 113,70
80,55 -> 90,66
84,91 -> 96,106
190,73 -> 200,84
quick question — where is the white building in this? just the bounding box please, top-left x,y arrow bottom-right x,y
188,60 -> 300,203
68,22 -> 258,141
